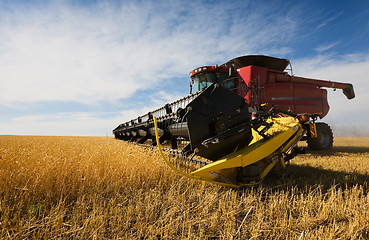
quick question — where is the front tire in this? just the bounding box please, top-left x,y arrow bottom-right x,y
307,122 -> 333,150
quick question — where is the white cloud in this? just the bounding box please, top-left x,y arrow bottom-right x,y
0,88 -> 189,136
0,1 -> 300,107
1,109 -> 149,136
1,1 -> 368,136
315,11 -> 344,30
314,41 -> 340,52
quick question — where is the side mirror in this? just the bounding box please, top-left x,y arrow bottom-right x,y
229,67 -> 235,77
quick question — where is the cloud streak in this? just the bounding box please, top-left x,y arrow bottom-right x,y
315,11 -> 344,30
0,0 -> 302,107
314,41 -> 340,52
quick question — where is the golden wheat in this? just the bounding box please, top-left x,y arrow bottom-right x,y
0,135 -> 369,239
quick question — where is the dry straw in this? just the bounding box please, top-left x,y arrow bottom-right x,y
1,135 -> 369,239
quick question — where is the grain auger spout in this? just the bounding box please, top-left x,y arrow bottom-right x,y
273,74 -> 355,100
113,55 -> 355,187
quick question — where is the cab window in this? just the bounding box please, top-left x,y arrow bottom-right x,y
192,73 -> 216,92
191,72 -> 231,93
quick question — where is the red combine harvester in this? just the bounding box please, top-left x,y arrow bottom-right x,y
113,55 -> 355,187
189,55 -> 355,150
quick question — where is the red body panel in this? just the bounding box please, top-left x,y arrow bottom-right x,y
237,65 -> 329,118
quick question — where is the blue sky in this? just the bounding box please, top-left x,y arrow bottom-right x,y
0,0 -> 368,136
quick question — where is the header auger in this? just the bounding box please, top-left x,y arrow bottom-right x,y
113,55 -> 355,187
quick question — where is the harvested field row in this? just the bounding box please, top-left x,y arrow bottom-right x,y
0,136 -> 369,239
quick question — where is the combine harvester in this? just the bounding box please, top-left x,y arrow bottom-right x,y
113,55 -> 355,188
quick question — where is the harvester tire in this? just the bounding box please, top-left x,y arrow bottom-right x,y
307,122 -> 333,150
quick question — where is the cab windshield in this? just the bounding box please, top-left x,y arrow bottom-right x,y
191,72 -> 229,92
191,72 -> 216,92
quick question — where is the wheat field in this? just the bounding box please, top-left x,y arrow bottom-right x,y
0,135 -> 369,239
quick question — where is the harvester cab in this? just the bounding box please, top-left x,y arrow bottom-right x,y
189,65 -> 229,93
113,55 -> 355,188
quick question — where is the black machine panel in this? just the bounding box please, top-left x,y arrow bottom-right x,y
186,83 -> 253,160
